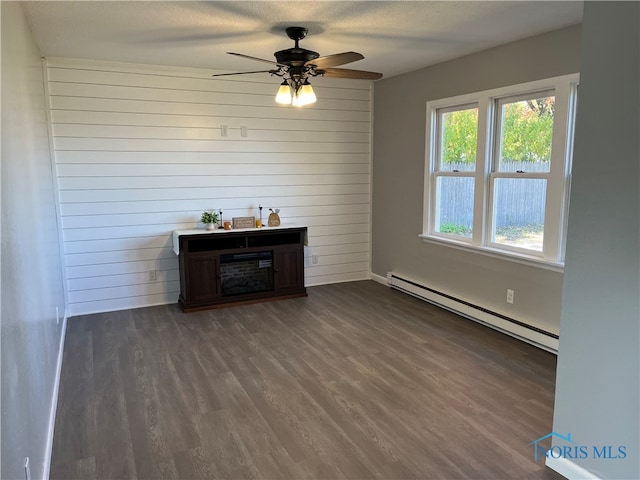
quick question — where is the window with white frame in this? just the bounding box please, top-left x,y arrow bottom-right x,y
422,74 -> 578,266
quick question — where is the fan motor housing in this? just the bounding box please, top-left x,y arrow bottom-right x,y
274,48 -> 319,66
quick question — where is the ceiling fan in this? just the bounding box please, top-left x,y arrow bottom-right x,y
212,26 -> 383,106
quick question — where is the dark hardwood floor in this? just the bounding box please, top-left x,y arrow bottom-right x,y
51,280 -> 564,479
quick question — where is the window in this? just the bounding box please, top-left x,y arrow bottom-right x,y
422,75 -> 578,267
433,104 -> 478,238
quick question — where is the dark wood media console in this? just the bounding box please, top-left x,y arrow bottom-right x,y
177,227 -> 307,312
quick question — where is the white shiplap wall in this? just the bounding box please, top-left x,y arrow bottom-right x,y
45,58 -> 372,316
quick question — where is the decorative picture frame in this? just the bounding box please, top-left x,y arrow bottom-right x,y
232,216 -> 255,229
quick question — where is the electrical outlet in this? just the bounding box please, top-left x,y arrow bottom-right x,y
24,457 -> 31,480
506,289 -> 514,304
148,270 -> 157,282
312,255 -> 319,265
220,125 -> 228,137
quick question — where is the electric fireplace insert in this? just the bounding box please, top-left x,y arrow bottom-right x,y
220,251 -> 274,296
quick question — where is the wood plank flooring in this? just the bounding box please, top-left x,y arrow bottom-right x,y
51,280 -> 564,479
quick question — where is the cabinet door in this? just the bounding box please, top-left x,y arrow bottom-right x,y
273,246 -> 303,293
185,253 -> 220,303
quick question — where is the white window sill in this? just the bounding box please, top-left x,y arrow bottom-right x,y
418,234 -> 565,273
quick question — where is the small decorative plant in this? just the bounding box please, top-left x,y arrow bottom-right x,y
200,210 -> 219,226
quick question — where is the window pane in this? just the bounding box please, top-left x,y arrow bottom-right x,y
436,177 -> 474,238
492,178 -> 546,251
498,95 -> 554,173
440,107 -> 478,172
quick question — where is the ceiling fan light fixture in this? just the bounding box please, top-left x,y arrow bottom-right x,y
275,80 -> 292,104
292,80 -> 316,107
220,26 -> 382,107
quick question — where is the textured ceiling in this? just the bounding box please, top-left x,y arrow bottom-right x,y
22,1 -> 583,79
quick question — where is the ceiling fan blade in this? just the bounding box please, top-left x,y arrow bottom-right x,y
320,68 -> 383,80
212,70 -> 278,77
306,52 -> 364,69
227,52 -> 280,66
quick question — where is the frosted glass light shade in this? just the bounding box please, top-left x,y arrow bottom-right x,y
293,82 -> 316,106
275,82 -> 292,104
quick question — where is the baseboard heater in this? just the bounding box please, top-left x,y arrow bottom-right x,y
387,273 -> 559,353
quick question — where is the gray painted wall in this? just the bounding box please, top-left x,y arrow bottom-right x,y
371,25 -> 581,335
551,2 -> 639,478
1,3 -> 67,479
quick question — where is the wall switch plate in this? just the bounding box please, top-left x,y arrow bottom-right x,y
506,289 -> 514,304
240,125 -> 248,137
220,125 -> 228,137
148,270 -> 157,282
312,255 -> 319,265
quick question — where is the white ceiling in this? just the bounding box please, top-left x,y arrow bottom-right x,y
22,1 -> 583,79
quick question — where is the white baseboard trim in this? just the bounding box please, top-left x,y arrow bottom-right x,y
370,272 -> 389,286
546,457 -> 602,480
43,311 -> 68,480
388,272 -> 558,353
305,274 -> 371,288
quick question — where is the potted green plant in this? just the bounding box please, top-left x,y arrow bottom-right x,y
200,210 -> 219,230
